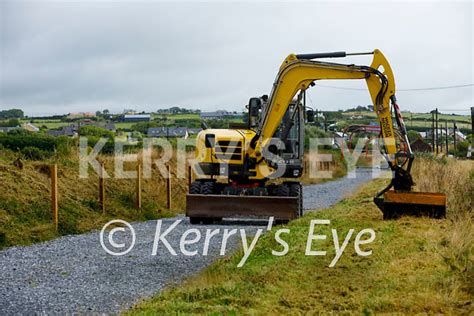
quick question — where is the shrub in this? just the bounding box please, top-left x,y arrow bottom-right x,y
86,136 -> 115,154
20,146 -> 48,160
455,141 -> 470,157
0,118 -> 21,127
78,125 -> 115,138
131,122 -> 159,134
407,130 -> 421,142
305,126 -> 331,149
0,133 -> 73,153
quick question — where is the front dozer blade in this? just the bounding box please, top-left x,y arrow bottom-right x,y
374,190 -> 446,220
186,194 -> 300,222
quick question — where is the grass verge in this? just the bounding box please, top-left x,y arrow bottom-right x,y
0,149 -> 187,249
130,158 -> 473,314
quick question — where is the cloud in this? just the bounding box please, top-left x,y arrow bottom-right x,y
0,1 -> 472,116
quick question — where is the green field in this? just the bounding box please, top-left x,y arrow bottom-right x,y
17,111 -> 469,133
165,113 -> 200,120
23,119 -> 69,129
114,122 -> 137,129
343,110 -> 470,123
340,111 -> 471,131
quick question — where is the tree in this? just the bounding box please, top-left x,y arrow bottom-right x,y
407,130 -> 421,142
0,118 -> 20,127
323,111 -> 344,120
0,109 -> 24,119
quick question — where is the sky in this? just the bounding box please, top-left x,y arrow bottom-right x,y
0,0 -> 473,116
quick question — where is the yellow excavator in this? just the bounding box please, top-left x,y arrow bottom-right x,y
186,49 -> 446,223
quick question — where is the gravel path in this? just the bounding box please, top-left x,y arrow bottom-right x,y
0,168 -> 375,314
303,167 -> 376,211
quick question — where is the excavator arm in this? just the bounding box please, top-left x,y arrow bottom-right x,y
252,49 -> 445,219
255,49 -> 399,159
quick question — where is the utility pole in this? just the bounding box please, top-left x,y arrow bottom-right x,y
431,110 -> 435,153
324,114 -> 328,132
303,90 -> 307,107
471,107 -> 474,159
435,108 -> 439,154
445,120 -> 448,154
471,107 -> 474,139
453,120 -> 457,157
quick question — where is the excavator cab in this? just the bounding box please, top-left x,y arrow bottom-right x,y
271,100 -> 305,178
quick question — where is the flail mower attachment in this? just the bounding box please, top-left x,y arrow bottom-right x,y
374,166 -> 447,220
374,96 -> 447,220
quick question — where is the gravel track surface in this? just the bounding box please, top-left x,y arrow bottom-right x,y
0,168 -> 375,314
303,167 -> 376,212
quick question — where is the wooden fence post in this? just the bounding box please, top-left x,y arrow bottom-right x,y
167,165 -> 171,210
99,163 -> 105,213
188,165 -> 192,187
136,164 -> 142,209
50,164 -> 58,231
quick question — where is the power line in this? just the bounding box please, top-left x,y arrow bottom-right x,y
399,84 -> 474,91
437,109 -> 471,112
315,83 -> 474,91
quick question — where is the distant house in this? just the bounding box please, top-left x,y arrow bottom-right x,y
66,112 -> 96,120
47,126 -> 77,137
187,128 -> 202,136
103,122 -> 116,132
200,110 -> 241,120
424,129 -> 466,142
332,131 -> 349,148
147,127 -> 200,138
76,120 -> 116,132
121,114 -> 151,122
46,121 -> 115,137
451,130 -> 466,142
148,127 -> 169,137
0,126 -> 19,133
411,138 -> 432,152
21,123 -> 40,132
200,112 -> 224,120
